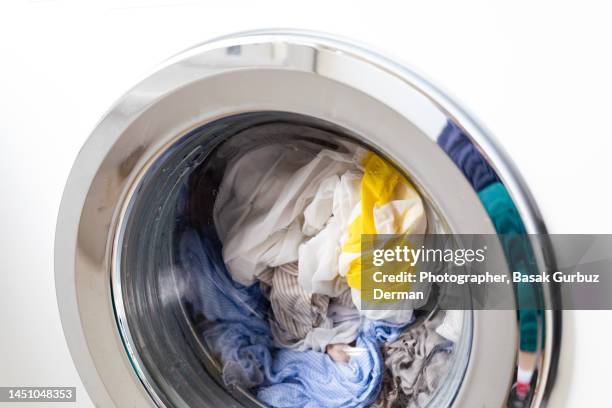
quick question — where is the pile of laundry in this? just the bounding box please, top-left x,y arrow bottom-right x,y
177,136 -> 460,408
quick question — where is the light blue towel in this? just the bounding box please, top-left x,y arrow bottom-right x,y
177,227 -> 405,408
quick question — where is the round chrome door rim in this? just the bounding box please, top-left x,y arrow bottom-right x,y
55,30 -> 558,408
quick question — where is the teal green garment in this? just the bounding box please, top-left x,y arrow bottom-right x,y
478,182 -> 542,353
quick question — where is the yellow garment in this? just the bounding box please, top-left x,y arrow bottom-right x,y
342,153 -> 425,291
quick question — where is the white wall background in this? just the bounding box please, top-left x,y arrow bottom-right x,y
0,1 -> 610,406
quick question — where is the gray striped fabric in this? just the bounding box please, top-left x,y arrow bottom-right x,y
259,262 -> 356,348
372,312 -> 453,408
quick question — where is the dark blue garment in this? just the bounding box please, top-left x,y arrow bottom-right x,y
437,121 -> 499,191
177,228 -> 405,408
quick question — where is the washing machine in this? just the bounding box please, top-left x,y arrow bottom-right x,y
51,30 -> 571,408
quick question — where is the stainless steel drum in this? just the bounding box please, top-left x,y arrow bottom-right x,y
55,30 -> 560,408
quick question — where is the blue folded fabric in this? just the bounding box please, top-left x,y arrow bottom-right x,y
436,121 -> 542,353
437,121 -> 499,191
477,182 -> 541,353
177,227 -> 405,408
477,182 -> 526,235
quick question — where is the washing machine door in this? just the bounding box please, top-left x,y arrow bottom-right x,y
55,30 -> 560,408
